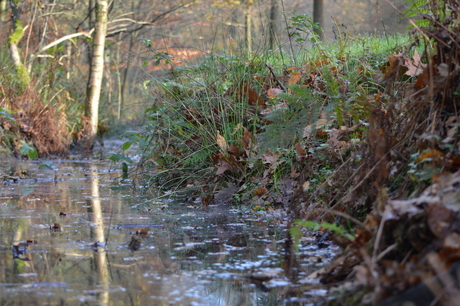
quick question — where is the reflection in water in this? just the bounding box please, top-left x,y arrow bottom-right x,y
0,159 -> 337,305
88,163 -> 110,306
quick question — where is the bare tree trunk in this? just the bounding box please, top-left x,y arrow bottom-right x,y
0,0 -> 7,21
245,6 -> 252,54
269,0 -> 278,50
313,0 -> 324,40
85,0 -> 108,147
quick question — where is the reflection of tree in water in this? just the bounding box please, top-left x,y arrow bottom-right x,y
87,163 -> 109,306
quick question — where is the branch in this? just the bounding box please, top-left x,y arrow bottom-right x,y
106,2 -> 194,37
37,30 -> 94,54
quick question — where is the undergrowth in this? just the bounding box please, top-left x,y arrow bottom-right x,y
127,28 -> 411,206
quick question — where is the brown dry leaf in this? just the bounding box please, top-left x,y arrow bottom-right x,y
417,149 -> 444,162
383,53 -> 409,78
302,181 -> 310,192
216,159 -> 232,175
404,50 -> 425,77
135,228 -> 150,236
243,127 -> 252,151
244,83 -> 264,106
50,223 -> 61,232
290,166 -> 300,178
303,118 -> 328,138
294,143 -> 307,162
288,71 -> 302,86
354,265 -> 374,286
267,88 -> 284,97
261,151 -> 280,166
228,145 -> 239,157
215,131 -> 228,155
212,153 -> 241,175
443,232 -> 460,250
427,204 -> 453,238
128,236 -> 141,251
253,187 -> 267,196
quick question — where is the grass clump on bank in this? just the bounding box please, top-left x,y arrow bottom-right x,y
132,30 -> 410,206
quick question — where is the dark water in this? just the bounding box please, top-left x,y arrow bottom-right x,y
0,152 -> 338,305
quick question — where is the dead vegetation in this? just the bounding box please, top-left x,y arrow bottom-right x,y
303,10 -> 460,305
0,86 -> 70,157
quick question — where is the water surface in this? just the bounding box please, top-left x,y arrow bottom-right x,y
0,155 -> 337,305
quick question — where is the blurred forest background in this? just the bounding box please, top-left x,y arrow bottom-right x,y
0,0 -> 408,132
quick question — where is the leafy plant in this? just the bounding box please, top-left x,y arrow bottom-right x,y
290,220 -> 354,252
19,141 -> 38,159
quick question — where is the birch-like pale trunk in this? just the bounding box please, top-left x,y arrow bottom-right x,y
245,7 -> 252,54
85,0 -> 108,147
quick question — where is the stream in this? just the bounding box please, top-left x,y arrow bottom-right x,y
0,144 -> 339,306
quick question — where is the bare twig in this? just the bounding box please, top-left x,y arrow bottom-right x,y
266,63 -> 287,91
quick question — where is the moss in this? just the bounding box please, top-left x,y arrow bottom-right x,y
16,64 -> 30,89
8,20 -> 24,45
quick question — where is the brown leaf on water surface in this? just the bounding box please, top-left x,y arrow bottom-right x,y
50,223 -> 61,232
134,228 -> 150,236
128,236 -> 141,251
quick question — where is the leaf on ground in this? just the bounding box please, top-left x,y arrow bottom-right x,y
404,50 -> 425,76
243,126 -> 253,151
416,149 -> 444,162
295,143 -> 308,162
267,88 -> 284,97
288,71 -> 302,86
253,187 -> 267,196
215,131 -> 228,155
261,151 -> 280,166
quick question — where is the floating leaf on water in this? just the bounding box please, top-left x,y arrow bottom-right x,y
128,237 -> 141,251
50,223 -> 61,232
39,161 -> 57,170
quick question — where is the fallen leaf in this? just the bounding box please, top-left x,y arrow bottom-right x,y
288,71 -> 302,86
253,187 -> 267,196
267,88 -> 284,97
404,50 -> 425,77
303,181 -> 310,192
417,149 -> 444,162
215,131 -> 228,155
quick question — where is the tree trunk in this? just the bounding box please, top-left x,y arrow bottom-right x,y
269,0 -> 278,50
0,0 -> 7,21
245,6 -> 252,54
85,0 -> 108,148
8,0 -> 30,92
313,0 -> 324,41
